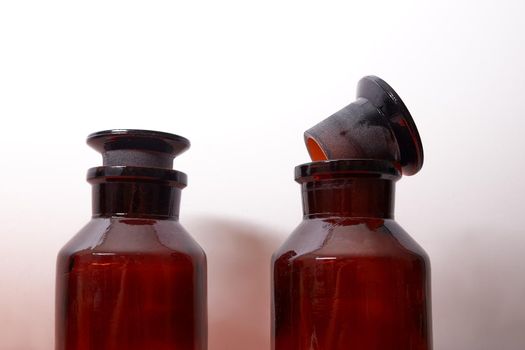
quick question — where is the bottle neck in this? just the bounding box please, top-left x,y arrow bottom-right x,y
301,177 -> 395,219
92,181 -> 181,220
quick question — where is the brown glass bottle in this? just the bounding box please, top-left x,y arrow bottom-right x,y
55,130 -> 207,350
272,160 -> 432,349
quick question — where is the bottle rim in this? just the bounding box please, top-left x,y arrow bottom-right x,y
295,159 -> 401,183
87,166 -> 187,188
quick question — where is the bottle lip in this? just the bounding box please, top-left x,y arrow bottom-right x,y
295,159 -> 401,183
87,166 -> 187,188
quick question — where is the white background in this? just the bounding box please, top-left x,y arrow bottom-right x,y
1,1 -> 524,349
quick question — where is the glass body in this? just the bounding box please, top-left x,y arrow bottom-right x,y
272,161 -> 432,350
56,180 -> 207,350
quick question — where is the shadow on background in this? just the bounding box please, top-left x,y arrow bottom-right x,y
187,216 -> 284,350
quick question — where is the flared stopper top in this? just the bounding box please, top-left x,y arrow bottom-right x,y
87,129 -> 190,169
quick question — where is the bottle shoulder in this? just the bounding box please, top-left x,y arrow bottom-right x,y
58,218 -> 206,260
273,217 -> 429,264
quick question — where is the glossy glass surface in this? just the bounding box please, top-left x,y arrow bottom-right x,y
272,160 -> 431,349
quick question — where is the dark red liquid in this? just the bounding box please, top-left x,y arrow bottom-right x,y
56,218 -> 207,350
272,219 -> 431,349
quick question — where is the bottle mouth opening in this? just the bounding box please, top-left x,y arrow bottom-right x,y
295,159 -> 401,183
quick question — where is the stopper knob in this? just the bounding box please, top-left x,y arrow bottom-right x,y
304,76 -> 424,175
87,129 -> 190,169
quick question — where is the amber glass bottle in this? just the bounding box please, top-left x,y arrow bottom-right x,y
272,160 -> 431,349
56,130 -> 207,350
